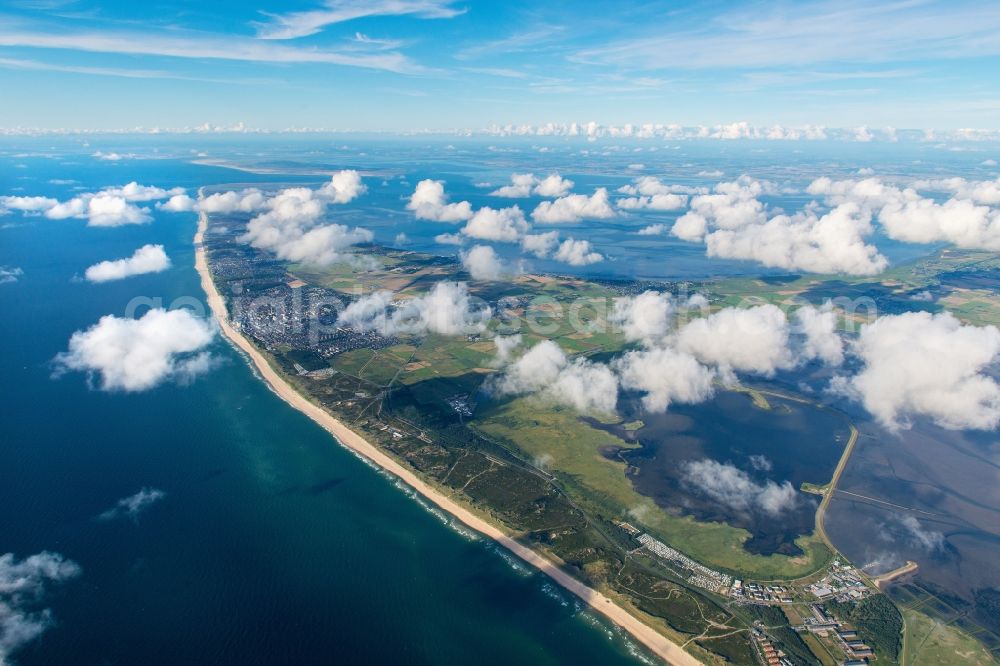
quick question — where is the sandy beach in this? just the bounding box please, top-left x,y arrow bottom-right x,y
194,213 -> 700,666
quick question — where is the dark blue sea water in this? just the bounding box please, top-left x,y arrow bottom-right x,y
0,150 -> 649,665
2,135 -> 996,663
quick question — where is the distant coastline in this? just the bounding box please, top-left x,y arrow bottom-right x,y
194,211 -> 700,666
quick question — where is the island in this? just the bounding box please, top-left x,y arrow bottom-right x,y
196,202 -> 1000,665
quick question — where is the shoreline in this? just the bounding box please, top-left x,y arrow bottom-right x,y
194,212 -> 699,666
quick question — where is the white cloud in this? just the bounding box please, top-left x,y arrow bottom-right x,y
896,515 -> 945,552
794,303 -> 844,365
520,230 -> 560,258
97,487 -> 166,522
749,454 -> 773,471
100,182 -> 185,202
809,176 -> 1000,250
703,203 -> 888,275
617,193 -> 687,211
157,193 -> 196,212
407,179 -> 473,222
610,290 -> 674,344
0,266 -> 24,284
617,177 -> 706,197
460,205 -> 529,242
44,193 -> 152,227
834,311 -> 1000,430
338,281 -> 490,337
239,187 -> 372,265
0,551 -> 81,665
54,308 -> 217,392
256,0 -> 464,40
531,188 -> 615,223
614,347 -> 715,412
671,213 -> 709,241
490,173 -> 574,198
85,194 -> 153,226
0,195 -> 58,213
495,340 -> 618,413
681,459 -> 799,517
553,238 -> 604,265
196,188 -> 267,213
637,223 -> 668,236
676,304 -> 794,377
434,232 -> 465,245
317,169 -> 366,203
0,26 -> 426,74
84,244 -> 170,283
534,173 -> 575,197
9,182 -> 188,227
461,244 -> 505,280
491,334 -> 522,366
878,197 -> 1000,250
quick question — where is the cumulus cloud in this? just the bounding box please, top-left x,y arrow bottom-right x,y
97,487 -> 166,522
491,334 -> 522,366
703,203 -> 888,275
808,176 -> 1000,251
834,311 -> 1000,430
407,179 -> 473,222
531,188 -> 615,223
553,238 -> 604,265
617,177 -> 705,197
338,281 -> 490,337
615,347 -> 715,412
435,232 -> 465,246
461,244 -> 505,280
0,195 -> 58,214
239,187 -> 372,265
100,182 -> 185,202
45,193 -> 152,227
460,205 -> 529,242
672,177 -> 772,239
676,304 -> 795,378
83,244 -> 170,283
617,193 -> 687,211
196,188 -> 267,213
794,303 -> 844,365
520,230 -> 560,258
681,459 -> 799,517
0,181 -> 189,227
157,193 -> 196,212
495,340 -> 618,413
317,169 -> 366,203
637,223 -> 669,236
54,308 -> 217,392
878,197 -> 1000,250
491,173 -> 574,198
0,551 -> 81,665
610,290 -> 674,344
668,176 -> 888,275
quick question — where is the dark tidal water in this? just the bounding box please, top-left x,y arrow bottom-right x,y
594,392 -> 850,556
0,153 -> 647,665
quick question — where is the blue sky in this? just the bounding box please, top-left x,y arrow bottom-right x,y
1,0 -> 999,131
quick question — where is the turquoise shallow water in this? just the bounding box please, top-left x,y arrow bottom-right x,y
4,136 -> 996,664
0,152 -> 648,665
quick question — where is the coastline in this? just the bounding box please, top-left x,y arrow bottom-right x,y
194,212 -> 700,666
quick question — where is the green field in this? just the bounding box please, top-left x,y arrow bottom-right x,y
903,609 -> 997,666
475,397 -> 833,580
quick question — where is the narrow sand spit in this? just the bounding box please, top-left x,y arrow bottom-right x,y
195,213 -> 700,666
